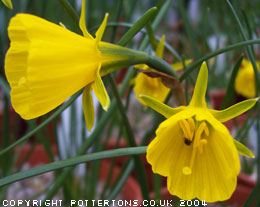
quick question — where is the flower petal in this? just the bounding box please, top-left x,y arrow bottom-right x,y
139,94 -> 185,118
209,98 -> 259,122
167,126 -> 240,202
79,0 -> 93,39
5,14 -> 100,119
171,59 -> 192,71
92,67 -> 110,111
146,109 -> 196,177
133,73 -> 170,105
147,107 -> 240,202
95,13 -> 109,43
189,62 -> 208,108
166,115 -> 240,202
233,139 -> 255,158
82,85 -> 95,131
155,35 -> 165,58
1,0 -> 12,9
135,64 -> 149,70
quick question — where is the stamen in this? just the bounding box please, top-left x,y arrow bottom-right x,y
182,167 -> 192,175
182,121 -> 209,175
198,139 -> 208,154
187,118 -> 195,135
179,119 -> 194,141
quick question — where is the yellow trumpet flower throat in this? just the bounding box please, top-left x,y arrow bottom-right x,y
141,62 -> 258,202
5,14 -> 101,119
5,0 -> 147,131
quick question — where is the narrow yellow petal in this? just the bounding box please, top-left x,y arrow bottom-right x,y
92,68 -> 110,111
95,13 -> 109,43
139,94 -> 185,118
233,139 -> 255,158
189,62 -> 208,108
209,97 -> 259,122
171,59 -> 192,71
133,73 -> 170,105
79,0 -> 93,39
1,0 -> 12,9
155,35 -> 165,58
135,64 -> 149,70
82,85 -> 95,131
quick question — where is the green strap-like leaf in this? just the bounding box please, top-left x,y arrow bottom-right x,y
139,94 -> 184,118
1,0 -> 12,9
82,85 -> 95,131
0,147 -> 147,187
210,98 -> 259,122
233,139 -> 255,158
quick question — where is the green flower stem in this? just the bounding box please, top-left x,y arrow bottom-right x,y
90,22 -> 181,61
57,0 -> 79,26
145,22 -> 157,51
43,69 -> 136,202
0,147 -> 147,187
117,7 -> 157,46
226,0 -> 260,95
108,74 -> 150,200
220,55 -> 243,109
0,90 -> 82,157
107,160 -> 135,200
0,76 -> 10,98
176,0 -> 199,59
146,55 -> 179,78
180,39 -> 260,82
139,0 -> 172,51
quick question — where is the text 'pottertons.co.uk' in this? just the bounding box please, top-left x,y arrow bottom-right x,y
2,199 -> 207,207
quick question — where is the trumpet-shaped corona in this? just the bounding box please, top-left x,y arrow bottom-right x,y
5,0 -> 147,130
140,62 -> 258,202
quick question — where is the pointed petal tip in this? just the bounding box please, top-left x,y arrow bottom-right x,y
103,103 -> 109,111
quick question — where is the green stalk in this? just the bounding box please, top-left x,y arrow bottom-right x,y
57,0 -> 79,26
43,68 -> 136,201
107,160 -> 135,200
0,90 -> 82,157
0,147 -> 147,187
90,22 -> 181,61
146,55 -> 178,78
176,0 -> 200,58
108,74 -> 150,200
117,7 -> 157,46
146,22 -> 157,50
220,55 -> 243,109
180,39 -> 260,82
139,0 -> 172,50
225,0 -> 260,95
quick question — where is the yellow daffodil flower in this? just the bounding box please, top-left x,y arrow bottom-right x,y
235,58 -> 259,98
134,35 -> 191,105
140,62 -> 258,202
5,0 -> 147,130
1,0 -> 12,9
